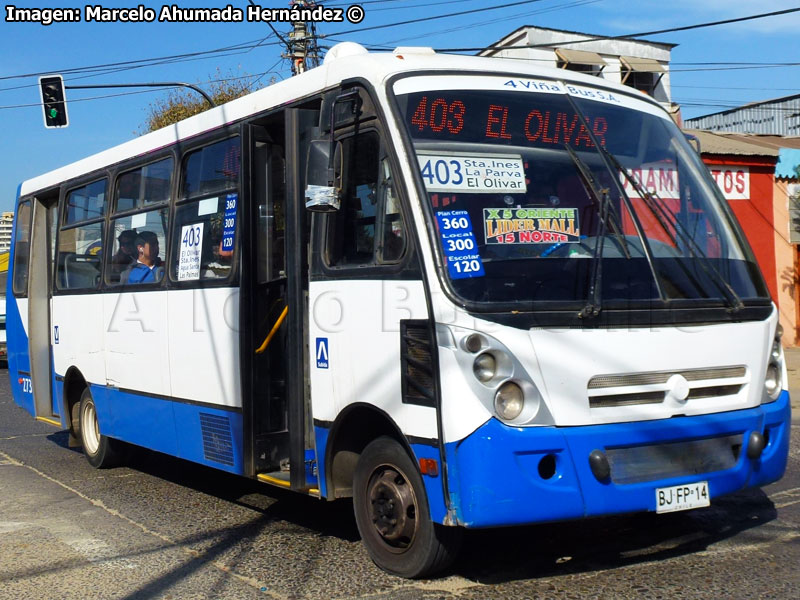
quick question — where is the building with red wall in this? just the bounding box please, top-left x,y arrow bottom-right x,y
686,130 -> 797,344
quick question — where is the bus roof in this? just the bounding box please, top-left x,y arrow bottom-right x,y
18,43 -> 665,198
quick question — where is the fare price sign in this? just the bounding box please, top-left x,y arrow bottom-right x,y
417,153 -> 527,194
435,210 -> 485,280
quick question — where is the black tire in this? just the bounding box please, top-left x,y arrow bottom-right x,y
353,436 -> 462,578
78,387 -> 121,469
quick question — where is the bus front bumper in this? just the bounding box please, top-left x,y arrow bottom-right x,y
444,391 -> 790,528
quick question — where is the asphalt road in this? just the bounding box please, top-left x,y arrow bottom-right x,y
1,371 -> 799,600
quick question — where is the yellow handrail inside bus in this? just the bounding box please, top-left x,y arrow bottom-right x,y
255,306 -> 288,354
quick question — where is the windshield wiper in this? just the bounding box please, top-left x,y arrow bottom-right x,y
602,150 -> 744,313
563,144 -> 632,260
562,144 -> 630,319
562,92 -> 666,318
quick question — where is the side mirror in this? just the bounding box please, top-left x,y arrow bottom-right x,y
305,139 -> 343,212
684,133 -> 701,154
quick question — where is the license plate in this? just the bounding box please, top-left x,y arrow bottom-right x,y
655,481 -> 710,514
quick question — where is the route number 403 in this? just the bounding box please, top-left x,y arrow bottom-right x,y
420,158 -> 464,187
182,225 -> 202,248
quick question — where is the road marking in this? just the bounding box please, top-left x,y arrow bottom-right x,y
0,450 -> 285,599
771,486 -> 800,508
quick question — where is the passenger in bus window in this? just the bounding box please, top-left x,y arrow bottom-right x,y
122,231 -> 164,284
111,230 -> 138,276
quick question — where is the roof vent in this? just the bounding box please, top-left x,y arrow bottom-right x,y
323,42 -> 369,64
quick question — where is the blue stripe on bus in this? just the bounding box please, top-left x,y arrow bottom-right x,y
88,384 -> 245,475
408,443 -> 448,525
445,391 -> 791,528
313,426 -> 330,499
6,296 -> 34,416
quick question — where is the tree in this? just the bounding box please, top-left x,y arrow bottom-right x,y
139,69 -> 266,134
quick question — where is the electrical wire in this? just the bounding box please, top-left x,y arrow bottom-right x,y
437,8 -> 800,52
327,0 -> 550,37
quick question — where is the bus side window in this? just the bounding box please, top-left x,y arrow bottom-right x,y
56,179 -> 108,291
170,138 -> 240,283
12,200 -> 32,296
325,132 -> 407,268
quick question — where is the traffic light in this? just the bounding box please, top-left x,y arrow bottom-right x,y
39,75 -> 68,128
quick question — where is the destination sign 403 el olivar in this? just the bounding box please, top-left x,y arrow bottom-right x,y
407,94 -> 610,149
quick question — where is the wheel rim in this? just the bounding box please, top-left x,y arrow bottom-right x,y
366,464 -> 419,553
81,399 -> 100,455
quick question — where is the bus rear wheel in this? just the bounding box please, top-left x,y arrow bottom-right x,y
353,436 -> 461,578
78,388 -> 121,469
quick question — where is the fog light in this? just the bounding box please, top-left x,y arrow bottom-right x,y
589,450 -> 610,482
473,353 -> 497,383
765,363 -> 780,397
494,382 -> 524,420
746,431 -> 765,460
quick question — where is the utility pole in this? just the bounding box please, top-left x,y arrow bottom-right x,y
287,0 -> 322,75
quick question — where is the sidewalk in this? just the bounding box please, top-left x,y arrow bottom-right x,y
783,346 -> 800,413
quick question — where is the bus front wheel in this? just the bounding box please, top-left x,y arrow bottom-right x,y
78,388 -> 120,469
353,436 -> 461,578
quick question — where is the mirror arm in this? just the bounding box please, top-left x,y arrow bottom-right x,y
328,89 -> 361,184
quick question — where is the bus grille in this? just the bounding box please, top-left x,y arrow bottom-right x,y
588,365 -> 747,408
400,320 -> 436,407
199,413 -> 235,466
606,434 -> 743,484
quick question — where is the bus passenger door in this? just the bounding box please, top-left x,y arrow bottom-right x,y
27,194 -> 59,422
244,121 -> 291,476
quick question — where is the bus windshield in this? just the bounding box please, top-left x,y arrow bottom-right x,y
393,76 -> 769,311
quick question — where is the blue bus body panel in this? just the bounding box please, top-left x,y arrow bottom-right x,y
7,293 -> 33,416
314,425 -> 331,498
88,383 -> 245,475
409,442 -> 448,525
446,391 -> 790,528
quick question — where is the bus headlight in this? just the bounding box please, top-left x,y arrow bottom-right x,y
764,322 -> 784,402
771,339 -> 782,363
473,353 -> 497,383
494,382 -> 524,420
765,363 -> 781,398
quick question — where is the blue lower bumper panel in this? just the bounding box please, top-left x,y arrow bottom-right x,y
445,391 -> 790,528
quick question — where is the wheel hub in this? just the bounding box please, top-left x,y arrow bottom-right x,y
368,466 -> 418,550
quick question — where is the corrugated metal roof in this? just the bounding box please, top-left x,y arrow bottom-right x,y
684,95 -> 800,136
683,129 -> 780,157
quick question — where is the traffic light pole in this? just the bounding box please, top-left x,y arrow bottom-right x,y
65,82 -> 216,107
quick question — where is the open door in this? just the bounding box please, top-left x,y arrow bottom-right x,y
28,194 -> 58,422
242,108 -> 317,490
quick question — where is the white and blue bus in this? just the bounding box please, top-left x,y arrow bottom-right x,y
7,43 -> 790,577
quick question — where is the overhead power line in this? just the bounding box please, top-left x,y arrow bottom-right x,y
0,36 -> 282,83
328,0 -> 549,37
436,7 -> 800,52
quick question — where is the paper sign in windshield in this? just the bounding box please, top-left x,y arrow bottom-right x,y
435,210 -> 485,279
418,153 -> 526,194
178,222 -> 204,281
484,207 -> 580,244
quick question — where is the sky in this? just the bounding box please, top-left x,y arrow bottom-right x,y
1,0 -> 799,213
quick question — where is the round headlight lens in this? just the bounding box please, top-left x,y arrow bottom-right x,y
771,339 -> 782,363
494,382 -> 524,420
473,353 -> 497,383
776,323 -> 784,339
765,363 -> 781,397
